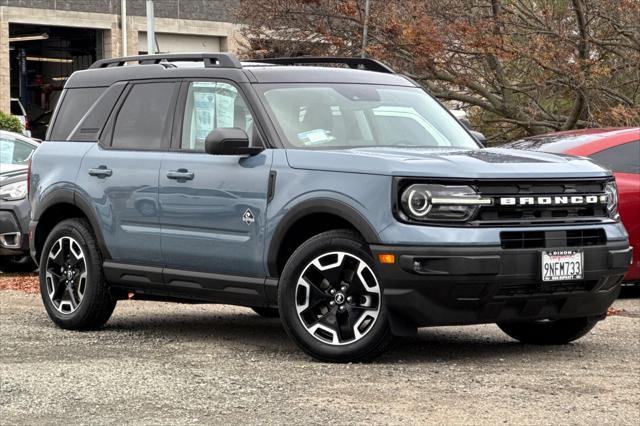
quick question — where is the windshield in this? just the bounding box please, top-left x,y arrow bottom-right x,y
0,136 -> 36,165
257,84 -> 479,150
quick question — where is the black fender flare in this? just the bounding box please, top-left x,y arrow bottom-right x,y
266,198 -> 380,277
33,188 -> 111,260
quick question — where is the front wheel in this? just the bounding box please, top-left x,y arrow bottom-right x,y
278,230 -> 393,362
497,317 -> 599,345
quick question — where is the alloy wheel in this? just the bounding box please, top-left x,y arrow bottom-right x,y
295,251 -> 381,345
45,236 -> 88,314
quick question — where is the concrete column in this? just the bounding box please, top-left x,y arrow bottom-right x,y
0,11 -> 10,113
126,17 -> 139,56
103,26 -> 120,59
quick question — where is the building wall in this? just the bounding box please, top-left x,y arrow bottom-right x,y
0,1 -> 243,113
1,0 -> 239,22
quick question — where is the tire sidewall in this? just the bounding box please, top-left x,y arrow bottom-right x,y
39,220 -> 102,327
278,232 -> 390,361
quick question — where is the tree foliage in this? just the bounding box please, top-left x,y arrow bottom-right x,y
237,0 -> 640,142
0,111 -> 23,134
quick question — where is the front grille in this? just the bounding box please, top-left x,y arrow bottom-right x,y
496,280 -> 596,296
473,180 -> 609,226
500,229 -> 607,249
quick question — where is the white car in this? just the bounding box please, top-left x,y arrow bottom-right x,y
10,98 -> 31,137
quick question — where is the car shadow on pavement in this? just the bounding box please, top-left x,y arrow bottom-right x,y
102,306 -> 578,363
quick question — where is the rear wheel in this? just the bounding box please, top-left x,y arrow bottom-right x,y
39,219 -> 116,330
278,230 -> 393,362
497,317 -> 599,345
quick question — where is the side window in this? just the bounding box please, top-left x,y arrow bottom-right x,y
112,82 -> 176,150
180,82 -> 256,151
0,138 -> 35,165
590,141 -> 640,174
48,87 -> 105,141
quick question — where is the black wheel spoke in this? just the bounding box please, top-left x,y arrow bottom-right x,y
67,287 -> 79,310
50,276 -> 66,301
306,283 -> 328,311
336,309 -> 357,342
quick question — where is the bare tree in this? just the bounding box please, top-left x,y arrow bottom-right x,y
237,0 -> 640,142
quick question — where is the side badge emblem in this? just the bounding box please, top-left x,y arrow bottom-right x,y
242,209 -> 255,225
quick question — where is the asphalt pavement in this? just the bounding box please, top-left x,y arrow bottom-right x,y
1,289 -> 639,425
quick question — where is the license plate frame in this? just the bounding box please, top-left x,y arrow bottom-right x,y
541,250 -> 584,282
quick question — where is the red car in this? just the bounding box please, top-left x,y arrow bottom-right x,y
505,128 -> 640,282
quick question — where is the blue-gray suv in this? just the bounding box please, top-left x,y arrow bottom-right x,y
29,54 -> 632,361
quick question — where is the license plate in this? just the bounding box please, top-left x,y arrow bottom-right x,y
541,250 -> 584,282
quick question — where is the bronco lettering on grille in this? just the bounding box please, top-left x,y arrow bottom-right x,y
499,195 -> 607,206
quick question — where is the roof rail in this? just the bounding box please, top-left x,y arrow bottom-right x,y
247,57 -> 395,74
89,53 -> 242,69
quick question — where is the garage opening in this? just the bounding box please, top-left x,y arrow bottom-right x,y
8,24 -> 103,139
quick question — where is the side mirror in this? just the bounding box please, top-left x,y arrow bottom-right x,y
469,130 -> 487,147
205,128 -> 264,156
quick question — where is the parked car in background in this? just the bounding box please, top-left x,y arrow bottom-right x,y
504,128 -> 640,283
0,130 -> 38,272
10,98 -> 31,137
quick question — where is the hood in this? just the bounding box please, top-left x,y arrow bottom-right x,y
0,163 -> 28,184
285,147 -> 611,179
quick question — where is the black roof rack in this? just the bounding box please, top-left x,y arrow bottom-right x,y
89,53 -> 242,69
247,57 -> 395,74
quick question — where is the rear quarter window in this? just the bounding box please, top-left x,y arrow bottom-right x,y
48,87 -> 106,141
590,140 -> 640,174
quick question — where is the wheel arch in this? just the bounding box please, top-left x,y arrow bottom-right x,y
267,198 -> 380,277
33,190 -> 110,263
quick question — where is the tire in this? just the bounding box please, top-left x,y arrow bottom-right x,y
0,255 -> 36,273
278,230 -> 393,362
497,317 -> 599,345
39,218 -> 116,330
252,307 -> 280,318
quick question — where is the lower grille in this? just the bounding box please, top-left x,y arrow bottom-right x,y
500,229 -> 606,249
496,280 -> 596,296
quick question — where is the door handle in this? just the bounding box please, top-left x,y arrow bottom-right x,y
166,169 -> 194,181
88,166 -> 112,178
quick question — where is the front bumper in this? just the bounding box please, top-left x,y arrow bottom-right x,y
371,241 -> 632,327
0,200 -> 30,256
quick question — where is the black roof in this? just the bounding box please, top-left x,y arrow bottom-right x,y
66,53 -> 416,88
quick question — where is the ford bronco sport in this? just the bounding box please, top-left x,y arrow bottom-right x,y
29,54 -> 632,362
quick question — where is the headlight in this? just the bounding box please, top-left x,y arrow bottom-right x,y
399,183 -> 492,222
605,181 -> 618,219
0,181 -> 28,201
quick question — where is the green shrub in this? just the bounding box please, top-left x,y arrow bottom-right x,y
0,110 -> 24,134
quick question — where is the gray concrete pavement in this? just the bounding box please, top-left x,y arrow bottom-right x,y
1,290 -> 639,425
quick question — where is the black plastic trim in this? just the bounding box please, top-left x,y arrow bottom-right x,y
30,188 -> 112,262
267,171 -> 277,203
103,261 -> 272,307
266,198 -> 380,277
247,57 -> 395,74
90,53 -> 242,69
371,242 -> 630,327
